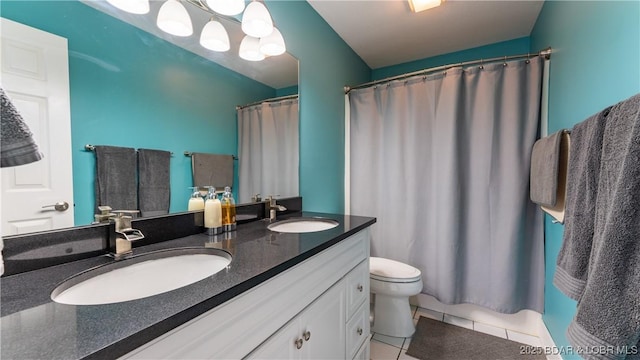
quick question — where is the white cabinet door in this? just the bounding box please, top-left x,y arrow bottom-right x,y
301,282 -> 346,359
247,280 -> 346,360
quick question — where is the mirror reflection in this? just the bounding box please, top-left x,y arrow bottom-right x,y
0,0 -> 298,236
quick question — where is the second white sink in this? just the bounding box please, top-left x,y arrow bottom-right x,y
51,248 -> 231,305
268,217 -> 339,233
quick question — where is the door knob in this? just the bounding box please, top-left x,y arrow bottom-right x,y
42,201 -> 69,212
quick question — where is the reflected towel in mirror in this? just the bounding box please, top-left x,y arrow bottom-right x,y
0,88 -> 43,168
138,149 -> 171,217
192,153 -> 234,190
94,146 -> 138,213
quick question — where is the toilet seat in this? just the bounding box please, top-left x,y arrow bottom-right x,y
370,257 -> 422,283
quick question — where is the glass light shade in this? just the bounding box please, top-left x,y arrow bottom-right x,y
239,36 -> 265,61
241,1 -> 274,38
200,20 -> 230,52
106,0 -> 150,14
205,0 -> 245,16
259,27 -> 285,56
408,0 -> 443,13
157,0 -> 193,37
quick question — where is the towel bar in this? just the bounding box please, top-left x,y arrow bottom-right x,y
184,151 -> 238,160
85,144 -> 173,156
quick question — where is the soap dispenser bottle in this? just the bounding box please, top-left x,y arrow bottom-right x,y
221,186 -> 237,231
188,187 -> 205,211
204,186 -> 223,235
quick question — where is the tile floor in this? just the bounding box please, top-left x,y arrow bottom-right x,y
370,306 -> 543,360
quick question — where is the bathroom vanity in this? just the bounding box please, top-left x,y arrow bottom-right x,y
0,211 -> 375,359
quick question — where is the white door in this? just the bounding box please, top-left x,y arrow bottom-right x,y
1,17 -> 74,235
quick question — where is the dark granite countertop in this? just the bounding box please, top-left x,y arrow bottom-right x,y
0,212 -> 376,360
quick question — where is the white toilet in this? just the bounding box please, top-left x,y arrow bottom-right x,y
369,257 -> 423,338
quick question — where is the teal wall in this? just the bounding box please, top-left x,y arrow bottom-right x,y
268,0 -> 371,213
1,1 -> 276,225
530,1 -> 640,357
372,37 -> 530,80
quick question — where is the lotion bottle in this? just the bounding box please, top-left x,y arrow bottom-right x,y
221,186 -> 237,231
204,186 -> 223,235
187,187 -> 205,211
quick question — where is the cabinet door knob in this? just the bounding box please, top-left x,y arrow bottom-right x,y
295,338 -> 303,349
303,330 -> 311,341
357,284 -> 363,292
357,327 -> 363,336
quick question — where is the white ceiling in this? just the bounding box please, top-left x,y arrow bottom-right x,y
307,0 -> 544,69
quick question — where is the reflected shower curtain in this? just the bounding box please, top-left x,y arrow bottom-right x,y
238,98 -> 299,204
349,58 -> 544,313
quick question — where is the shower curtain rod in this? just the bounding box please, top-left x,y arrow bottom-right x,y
236,94 -> 298,110
345,47 -> 552,93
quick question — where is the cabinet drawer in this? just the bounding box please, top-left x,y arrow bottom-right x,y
346,301 -> 369,359
346,259 -> 369,319
352,338 -> 370,360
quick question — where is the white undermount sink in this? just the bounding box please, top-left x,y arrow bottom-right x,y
51,248 -> 231,305
267,217 -> 339,233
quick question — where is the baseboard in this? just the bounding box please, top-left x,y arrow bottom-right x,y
538,319 -> 563,360
411,293 -> 541,336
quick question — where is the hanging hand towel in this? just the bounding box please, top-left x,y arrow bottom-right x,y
138,149 -> 171,217
530,129 -> 564,207
191,153 -> 234,190
566,93 -> 640,358
0,88 -> 43,167
535,131 -> 571,223
553,107 -> 610,300
94,146 -> 138,213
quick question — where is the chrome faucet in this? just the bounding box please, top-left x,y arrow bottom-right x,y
264,196 -> 287,221
110,211 -> 144,260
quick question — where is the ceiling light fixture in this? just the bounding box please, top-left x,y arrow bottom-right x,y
408,0 -> 444,13
157,0 -> 193,37
106,0 -> 150,14
107,0 -> 284,61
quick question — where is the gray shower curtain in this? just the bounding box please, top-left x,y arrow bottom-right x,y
238,98 -> 299,204
349,57 -> 545,313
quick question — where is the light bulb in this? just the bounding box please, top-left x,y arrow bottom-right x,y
205,0 -> 246,16
157,0 -> 193,37
239,35 -> 265,61
241,1 -> 273,38
106,0 -> 150,14
200,19 -> 230,52
259,27 -> 285,56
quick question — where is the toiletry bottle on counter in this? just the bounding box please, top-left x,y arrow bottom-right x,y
188,187 -> 204,211
204,186 -> 223,235
221,186 -> 237,231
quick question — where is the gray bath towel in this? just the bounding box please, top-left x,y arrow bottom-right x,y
94,146 -> 138,213
192,153 -> 234,190
564,93 -> 640,359
0,88 -> 43,167
530,129 -> 564,207
540,130 -> 570,224
138,149 -> 171,217
553,108 -> 610,300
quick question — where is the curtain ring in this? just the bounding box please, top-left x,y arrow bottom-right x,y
479,59 -> 484,70
503,56 -> 507,67
525,53 -> 530,64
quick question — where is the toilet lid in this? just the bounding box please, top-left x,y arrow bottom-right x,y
370,257 -> 422,282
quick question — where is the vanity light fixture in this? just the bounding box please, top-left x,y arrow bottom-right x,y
106,0 -> 284,60
241,1 -> 274,38
205,0 -> 245,16
200,17 -> 230,52
106,0 -> 150,14
408,0 -> 444,13
239,35 -> 266,61
259,27 -> 286,56
157,0 -> 194,37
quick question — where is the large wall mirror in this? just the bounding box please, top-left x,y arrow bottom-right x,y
0,0 -> 298,236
